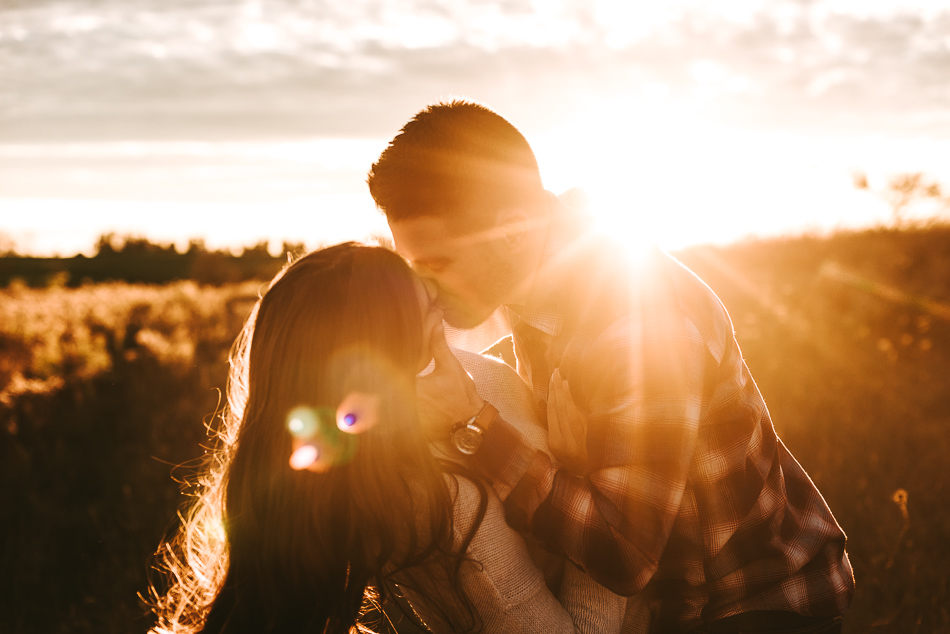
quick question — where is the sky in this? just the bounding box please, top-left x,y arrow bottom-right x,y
1,0 -> 949,255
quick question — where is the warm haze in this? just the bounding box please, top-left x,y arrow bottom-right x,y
2,0 -> 949,255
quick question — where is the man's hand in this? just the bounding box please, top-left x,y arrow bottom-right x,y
416,318 -> 485,441
547,368 -> 588,475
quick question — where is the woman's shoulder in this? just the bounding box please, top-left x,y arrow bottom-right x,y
450,348 -> 531,409
450,347 -> 547,452
451,347 -> 517,378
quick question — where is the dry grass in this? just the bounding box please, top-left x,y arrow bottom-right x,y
1,227 -> 949,633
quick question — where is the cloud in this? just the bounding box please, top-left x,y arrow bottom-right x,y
1,0 -> 948,140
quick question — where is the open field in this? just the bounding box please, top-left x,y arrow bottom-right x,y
2,226 -> 949,633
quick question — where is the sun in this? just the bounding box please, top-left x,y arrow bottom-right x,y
531,94 -> 913,254
530,96 -> 769,254
531,98 -> 700,251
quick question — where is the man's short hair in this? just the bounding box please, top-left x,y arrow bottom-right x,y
367,100 -> 544,226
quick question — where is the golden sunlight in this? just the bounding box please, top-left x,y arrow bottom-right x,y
531,97 -> 896,253
533,98 -> 739,253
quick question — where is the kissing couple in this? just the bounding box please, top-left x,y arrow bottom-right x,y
151,100 -> 853,634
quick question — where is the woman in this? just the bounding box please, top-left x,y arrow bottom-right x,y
149,243 -> 625,634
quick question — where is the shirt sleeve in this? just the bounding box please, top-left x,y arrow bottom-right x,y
472,307 -> 711,596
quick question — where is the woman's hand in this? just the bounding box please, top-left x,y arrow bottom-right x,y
416,317 -> 485,442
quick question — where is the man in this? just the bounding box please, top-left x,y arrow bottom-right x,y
367,100 -> 854,633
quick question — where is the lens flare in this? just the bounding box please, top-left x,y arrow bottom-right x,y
286,406 -> 319,438
336,392 -> 379,434
289,444 -> 319,470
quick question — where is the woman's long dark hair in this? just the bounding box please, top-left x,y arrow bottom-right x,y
149,243 -> 483,633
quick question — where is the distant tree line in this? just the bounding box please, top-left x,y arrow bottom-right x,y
0,234 -> 310,287
853,171 -> 950,227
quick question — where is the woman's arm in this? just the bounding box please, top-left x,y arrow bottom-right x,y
398,475 -> 603,634
410,350 -> 627,633
557,561 -> 627,634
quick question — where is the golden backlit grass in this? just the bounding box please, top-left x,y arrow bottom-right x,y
2,226 -> 949,633
677,225 -> 950,633
0,279 -> 261,633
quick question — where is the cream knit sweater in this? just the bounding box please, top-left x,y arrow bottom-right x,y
392,349 -> 638,634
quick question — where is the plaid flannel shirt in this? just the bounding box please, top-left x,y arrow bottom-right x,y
471,197 -> 854,632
